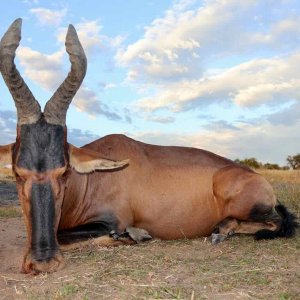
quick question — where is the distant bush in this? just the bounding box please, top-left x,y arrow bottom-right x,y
234,158 -> 262,169
263,163 -> 281,170
235,158 -> 287,170
287,154 -> 300,170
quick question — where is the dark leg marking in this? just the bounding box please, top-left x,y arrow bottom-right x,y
58,212 -> 119,244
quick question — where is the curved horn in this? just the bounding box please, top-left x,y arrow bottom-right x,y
44,25 -> 87,125
0,18 -> 41,125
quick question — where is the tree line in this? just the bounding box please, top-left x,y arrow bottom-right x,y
235,154 -> 300,170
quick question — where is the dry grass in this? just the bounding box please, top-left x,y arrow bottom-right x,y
259,169 -> 300,218
259,169 -> 300,184
0,167 -> 14,182
0,206 -> 21,218
0,169 -> 299,299
1,236 -> 299,300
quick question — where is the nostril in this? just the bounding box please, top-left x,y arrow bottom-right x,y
34,176 -> 40,181
34,174 -> 46,182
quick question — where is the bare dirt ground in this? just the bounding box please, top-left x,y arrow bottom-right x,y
0,170 -> 299,300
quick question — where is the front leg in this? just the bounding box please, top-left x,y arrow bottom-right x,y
115,227 -> 153,243
60,227 -> 152,251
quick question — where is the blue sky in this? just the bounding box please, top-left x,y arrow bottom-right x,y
0,0 -> 299,165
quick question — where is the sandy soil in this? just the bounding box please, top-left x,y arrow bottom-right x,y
0,180 -> 299,299
0,216 -> 299,300
0,218 -> 26,275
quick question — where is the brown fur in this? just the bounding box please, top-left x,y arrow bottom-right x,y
0,132 -> 289,274
60,134 -> 278,240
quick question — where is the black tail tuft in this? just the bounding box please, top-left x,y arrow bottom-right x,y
255,204 -> 298,240
275,204 -> 298,237
255,229 -> 278,240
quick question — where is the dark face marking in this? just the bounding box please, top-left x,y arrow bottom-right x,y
31,183 -> 57,261
13,117 -> 68,262
17,118 -> 65,172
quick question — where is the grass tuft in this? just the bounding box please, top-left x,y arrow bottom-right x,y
0,206 -> 21,218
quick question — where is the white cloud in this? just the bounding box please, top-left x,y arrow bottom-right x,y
135,52 -> 300,112
17,46 -> 64,91
11,19 -> 127,121
116,0 -> 300,114
12,44 -> 123,119
116,0 -> 263,82
57,20 -> 126,59
30,7 -> 67,26
65,20 -> 102,56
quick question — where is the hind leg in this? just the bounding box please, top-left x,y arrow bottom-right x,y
211,216 -> 280,244
212,166 -> 282,244
211,218 -> 237,244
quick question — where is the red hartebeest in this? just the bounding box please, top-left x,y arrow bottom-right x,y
0,19 -> 297,274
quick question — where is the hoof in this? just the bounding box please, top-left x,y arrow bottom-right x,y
125,227 -> 152,243
211,233 -> 227,245
109,227 -> 152,244
22,251 -> 65,275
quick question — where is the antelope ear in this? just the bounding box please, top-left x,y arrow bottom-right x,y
0,143 -> 14,167
69,144 -> 129,174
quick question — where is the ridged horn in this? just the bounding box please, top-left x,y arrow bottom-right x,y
0,18 -> 41,125
44,24 -> 87,125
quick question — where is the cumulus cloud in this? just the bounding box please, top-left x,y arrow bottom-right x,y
57,20 -> 126,58
116,0 -> 300,114
136,52 -> 300,112
57,20 -> 103,57
17,46 -> 64,91
117,0 -> 298,83
13,19 -> 127,121
30,7 -> 67,26
16,47 -> 123,121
